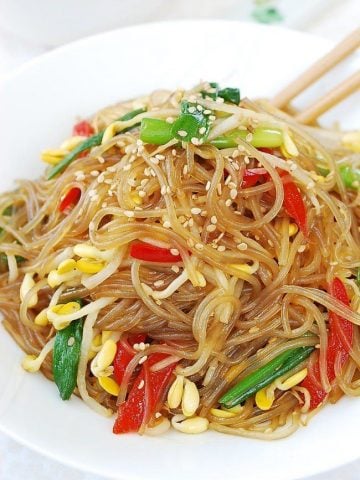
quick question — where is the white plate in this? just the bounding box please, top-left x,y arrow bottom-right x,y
0,20 -> 359,480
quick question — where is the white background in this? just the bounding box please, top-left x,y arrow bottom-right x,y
0,0 -> 359,478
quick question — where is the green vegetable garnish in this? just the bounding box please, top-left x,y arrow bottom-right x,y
53,300 -> 84,400
171,101 -> 211,143
211,128 -> 283,149
219,345 -> 314,408
47,108 -> 146,180
339,165 -> 360,190
201,82 -> 240,105
140,118 -> 173,145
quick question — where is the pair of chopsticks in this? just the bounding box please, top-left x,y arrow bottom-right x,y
272,28 -> 360,124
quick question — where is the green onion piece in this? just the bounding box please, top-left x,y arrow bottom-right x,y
356,268 -> 360,287
140,118 -> 173,145
47,108 -> 146,180
339,165 -> 360,190
53,299 -> 84,400
218,87 -> 240,105
171,101 -> 211,143
219,345 -> 314,408
211,128 -> 283,149
201,83 -> 240,105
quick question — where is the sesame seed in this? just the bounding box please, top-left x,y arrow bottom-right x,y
127,178 -> 136,186
171,265 -> 180,273
188,218 -> 194,227
97,173 -> 105,183
161,185 -> 167,195
191,207 -> 201,215
244,156 -> 250,164
228,181 -> 237,189
163,221 -> 171,229
172,149 -> 177,156
88,189 -> 97,197
90,170 -> 99,177
195,243 -> 204,251
97,156 -> 105,164
67,337 -> 75,347
205,181 -> 211,191
225,199 -> 232,207
123,164 -> 131,171
245,133 -> 253,143
230,188 -> 238,200
155,412 -> 162,419
107,166 -> 116,173
188,106 -> 196,113
89,221 -> 95,231
237,242 -> 248,250
138,379 -> 145,389
156,154 -> 165,160
199,127 -> 206,135
298,245 -> 306,253
206,224 -> 217,233
170,248 -> 180,256
183,165 -> 189,175
124,210 -> 135,218
102,202 -> 108,208
150,157 -> 159,165
196,104 -> 204,111
217,245 -> 226,252
249,326 -> 259,334
215,97 -> 224,103
139,356 -> 148,364
225,176 -> 231,186
154,280 -> 165,287
191,137 -> 200,145
166,117 -> 174,124
177,130 -> 188,138
290,164 -> 297,171
209,115 -> 216,121
203,109 -> 211,115
210,216 -> 218,224
187,238 -> 195,248
138,190 -> 146,198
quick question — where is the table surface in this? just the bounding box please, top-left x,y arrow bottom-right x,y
0,1 -> 359,479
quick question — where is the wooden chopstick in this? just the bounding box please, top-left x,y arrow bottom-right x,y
272,28 -> 360,109
295,70 -> 360,124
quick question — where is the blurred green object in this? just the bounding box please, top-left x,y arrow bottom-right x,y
252,5 -> 283,24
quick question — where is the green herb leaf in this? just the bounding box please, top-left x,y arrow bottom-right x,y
47,108 -> 146,180
171,101 -> 211,143
219,345 -> 314,408
53,299 -> 84,400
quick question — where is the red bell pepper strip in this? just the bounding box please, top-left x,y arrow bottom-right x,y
72,120 -> 94,137
113,353 -> 177,434
301,277 -> 353,409
280,171 -> 308,236
130,241 -> 182,263
241,168 -> 269,188
113,334 -> 147,385
59,187 -> 81,213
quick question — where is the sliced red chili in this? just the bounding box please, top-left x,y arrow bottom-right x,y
59,187 -> 81,213
113,353 -> 176,434
301,278 -> 353,409
280,171 -> 308,236
241,168 -> 269,188
130,241 -> 182,263
72,120 -> 94,137
113,334 -> 147,385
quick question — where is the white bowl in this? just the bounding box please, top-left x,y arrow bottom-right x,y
0,20 -> 359,480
